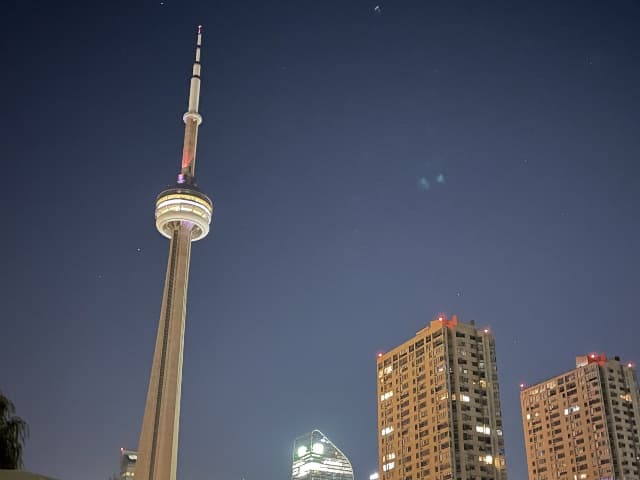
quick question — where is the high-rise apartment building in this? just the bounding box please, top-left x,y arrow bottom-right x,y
520,353 -> 640,480
376,315 -> 507,480
291,429 -> 354,480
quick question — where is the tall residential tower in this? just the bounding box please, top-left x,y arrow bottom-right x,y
135,26 -> 213,480
520,354 -> 640,480
376,315 -> 507,480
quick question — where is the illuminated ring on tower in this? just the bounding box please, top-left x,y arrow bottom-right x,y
155,187 -> 213,241
183,111 -> 203,125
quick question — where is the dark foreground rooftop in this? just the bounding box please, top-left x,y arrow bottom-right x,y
0,471 -> 60,480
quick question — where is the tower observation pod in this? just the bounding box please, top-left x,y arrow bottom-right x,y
155,187 -> 212,241
135,26 -> 213,480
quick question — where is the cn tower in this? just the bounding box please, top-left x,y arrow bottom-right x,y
135,26 -> 213,480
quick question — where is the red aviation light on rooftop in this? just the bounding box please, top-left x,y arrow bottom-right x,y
434,313 -> 458,328
586,352 -> 607,365
519,383 -> 526,390
377,351 -> 384,358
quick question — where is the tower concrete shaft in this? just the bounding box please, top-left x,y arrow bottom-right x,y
135,26 -> 212,480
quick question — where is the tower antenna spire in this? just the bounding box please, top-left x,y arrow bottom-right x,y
180,25 -> 204,181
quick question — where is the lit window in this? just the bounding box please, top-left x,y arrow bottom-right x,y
383,462 -> 395,471
475,425 -> 491,435
479,455 -> 493,465
380,391 -> 393,402
564,405 -> 580,415
381,426 -> 394,436
461,395 -> 470,403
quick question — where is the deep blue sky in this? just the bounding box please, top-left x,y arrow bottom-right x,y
1,1 -> 639,479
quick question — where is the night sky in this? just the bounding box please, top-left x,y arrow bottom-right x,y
1,1 -> 640,479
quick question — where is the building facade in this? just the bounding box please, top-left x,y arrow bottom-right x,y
376,315 -> 507,480
292,430 -> 354,480
119,449 -> 137,480
520,354 -> 640,480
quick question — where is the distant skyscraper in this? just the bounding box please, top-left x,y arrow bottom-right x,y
119,449 -> 137,480
376,315 -> 507,480
520,353 -> 640,480
291,429 -> 354,480
134,26 -> 213,480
